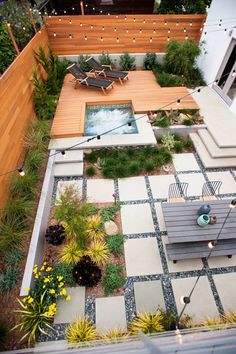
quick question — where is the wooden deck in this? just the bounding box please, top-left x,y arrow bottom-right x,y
51,71 -> 199,138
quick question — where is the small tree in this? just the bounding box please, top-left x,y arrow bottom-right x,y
158,0 -> 207,14
0,24 -> 16,74
119,52 -> 136,71
164,39 -> 201,79
98,52 -> 115,68
143,53 -> 157,70
78,55 -> 91,72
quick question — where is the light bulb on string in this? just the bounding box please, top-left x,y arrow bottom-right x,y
183,28 -> 186,32
208,241 -> 217,249
92,7 -> 95,11
143,19 -> 146,24
150,37 -> 152,43
85,35 -> 87,40
125,16 -> 127,21
213,79 -> 219,85
38,29 -> 42,34
72,7 -> 75,10
133,37 -> 136,43
100,10 -> 103,13
126,28 -> 129,33
91,25 -> 93,29
164,20 -> 167,26
224,28 -> 227,32
139,29 -> 142,34
116,37 -> 119,43
185,35 -> 188,40
108,13 -> 110,16
200,27 -> 203,32
232,70 -> 236,78
168,28 -> 171,33
59,17 -> 62,21
180,296 -> 190,305
134,18 -> 136,22
64,10 -> 66,14
80,23 -> 83,27
23,26 -> 26,30
69,19 -> 72,24
69,34 -> 72,39
102,26 -> 105,30
128,121 -> 132,130
17,168 -> 25,177
116,15 -> 119,19
97,135 -> 101,140
189,21 -> 192,26
49,15 -> 51,18
53,32 -> 56,37
167,36 -> 170,41
177,99 -> 181,106
61,150 -> 66,156
153,20 -> 156,25
100,36 -> 103,41
114,27 -> 117,32
85,3 -> 88,7
153,29 -> 156,34
197,88 -> 201,94
54,11 -> 57,15
176,21 -> 179,26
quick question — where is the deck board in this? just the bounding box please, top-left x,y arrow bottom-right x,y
51,70 -> 199,138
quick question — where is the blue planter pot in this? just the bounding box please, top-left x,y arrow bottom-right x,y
197,214 -> 210,226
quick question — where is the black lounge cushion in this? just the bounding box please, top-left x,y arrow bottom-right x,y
67,63 -> 113,88
82,77 -> 113,88
86,57 -> 128,80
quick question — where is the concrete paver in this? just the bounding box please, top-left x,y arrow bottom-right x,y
121,204 -> 155,234
134,280 -> 165,313
96,296 -> 127,333
118,176 -> 148,201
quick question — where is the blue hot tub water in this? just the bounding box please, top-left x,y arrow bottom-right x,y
85,104 -> 138,136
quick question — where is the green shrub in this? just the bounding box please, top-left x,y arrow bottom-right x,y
154,116 -> 170,128
2,197 -> 33,224
84,151 -> 99,163
130,312 -> 164,334
24,150 -> 45,172
183,119 -> 195,126
99,52 -> 114,68
157,0 -> 207,14
105,234 -> 124,255
161,134 -> 176,151
143,53 -> 157,70
186,66 -> 206,87
103,264 -> 125,296
52,263 -> 76,287
0,24 -> 16,74
129,161 -> 141,175
144,161 -> 155,172
24,120 -> 50,151
173,134 -> 182,141
86,166 -> 96,177
66,319 -> 97,343
4,249 -> 23,268
119,52 -> 136,71
155,72 -> 185,87
10,172 -> 39,200
158,147 -> 172,163
101,204 -> 121,222
78,54 -> 91,72
174,141 -> 184,153
0,319 -> 8,350
183,138 -> 194,149
0,267 -> 19,293
0,219 -> 26,253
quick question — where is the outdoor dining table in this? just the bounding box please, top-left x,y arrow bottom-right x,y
162,199 -> 236,244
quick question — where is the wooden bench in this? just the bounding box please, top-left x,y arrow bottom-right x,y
166,239 -> 236,263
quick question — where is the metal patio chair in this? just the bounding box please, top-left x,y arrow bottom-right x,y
201,180 -> 222,201
168,182 -> 188,203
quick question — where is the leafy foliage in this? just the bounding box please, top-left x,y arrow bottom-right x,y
157,0 -> 207,14
101,204 -> 121,222
86,216 -> 104,240
10,171 -> 39,200
119,52 -> 136,71
161,134 -> 176,151
66,319 -> 97,343
86,166 -> 96,177
24,120 -> 50,151
45,224 -> 65,246
103,264 -> 125,296
99,52 -> 115,68
102,328 -> 128,340
3,249 -> 23,268
143,53 -> 157,70
52,263 -> 76,287
154,71 -> 185,87
105,234 -> 124,255
130,312 -> 164,334
0,24 -> 16,74
78,54 -> 91,72
86,240 -> 110,266
73,256 -> 102,287
0,267 -> 19,293
59,242 -> 83,265
0,218 -> 26,253
0,319 -> 9,350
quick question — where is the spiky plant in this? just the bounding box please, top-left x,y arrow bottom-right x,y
102,328 -> 129,340
200,316 -> 224,327
59,242 -> 83,265
24,120 -> 50,151
223,311 -> 236,324
73,256 -> 102,287
0,218 -> 26,253
130,312 -> 164,334
86,240 -> 110,266
66,318 -> 97,343
86,216 -> 104,240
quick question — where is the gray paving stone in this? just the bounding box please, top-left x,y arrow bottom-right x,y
173,153 -> 201,172
86,179 -> 114,203
213,273 -> 236,312
121,204 -> 155,234
56,180 -> 83,202
206,171 -> 236,194
54,287 -> 85,324
118,176 -> 148,201
134,280 -> 165,313
96,296 -> 127,334
149,175 -> 176,199
208,255 -> 236,268
178,172 -> 206,197
124,238 -> 163,276
172,276 -> 219,323
54,162 -> 83,177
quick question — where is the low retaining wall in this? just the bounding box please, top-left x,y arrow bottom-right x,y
153,124 -> 207,138
59,53 -> 165,70
20,152 -> 56,297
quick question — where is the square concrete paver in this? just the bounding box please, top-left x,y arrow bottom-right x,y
149,175 -> 176,199
172,276 -> 218,323
121,204 -> 155,234
56,180 -> 83,203
178,173 -> 206,197
206,171 -> 236,195
173,153 -> 200,172
162,237 -> 203,273
208,255 -> 236,268
86,179 -> 114,203
96,296 -> 127,333
154,203 -> 166,231
124,238 -> 163,276
54,287 -> 85,324
134,280 -> 165,313
118,176 -> 148,201
213,273 -> 236,312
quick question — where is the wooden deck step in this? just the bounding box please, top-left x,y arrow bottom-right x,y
190,133 -> 236,168
198,129 -> 236,158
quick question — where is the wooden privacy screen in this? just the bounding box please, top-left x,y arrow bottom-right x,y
45,14 -> 206,54
0,29 -> 49,208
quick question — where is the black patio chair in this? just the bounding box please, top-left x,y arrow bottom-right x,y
86,57 -> 129,85
201,181 -> 222,201
168,182 -> 188,203
67,63 -> 114,94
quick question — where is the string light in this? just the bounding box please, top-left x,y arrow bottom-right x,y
128,121 -> 132,129
69,34 -> 72,39
126,28 -> 129,33
232,70 -> 236,77
167,36 -> 170,41
150,37 -> 152,43
72,7 -> 75,10
59,17 -> 62,21
164,20 -> 167,26
183,28 -> 186,32
133,18 -> 136,22
153,29 -> 156,34
116,37 -> 119,43
208,240 -> 217,249
92,7 -> 95,10
85,4 -> 88,7
80,23 -> 83,27
133,37 -> 136,43
177,99 -> 181,105
168,28 -> 171,33
185,35 -> 188,40
97,135 -> 101,140
53,32 -> 56,37
100,10 -> 103,13
64,10 -> 66,14
102,26 -> 105,30
91,25 -> 93,29
116,15 -> 118,19
176,21 -> 179,26
153,20 -> 156,25
180,296 -> 190,305
100,36 -> 103,41
197,88 -> 201,94
213,79 -> 219,85
114,27 -> 117,32
84,35 -> 87,40
69,19 -> 72,24
189,21 -> 192,26
17,168 -> 25,177
139,29 -> 142,34
61,151 -> 66,155
143,19 -> 146,24
125,16 -> 127,21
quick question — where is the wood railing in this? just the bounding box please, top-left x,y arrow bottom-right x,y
0,28 -> 49,208
45,14 -> 206,54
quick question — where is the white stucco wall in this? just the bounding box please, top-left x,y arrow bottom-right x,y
197,0 -> 236,114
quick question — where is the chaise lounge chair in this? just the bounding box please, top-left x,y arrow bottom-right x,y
67,63 -> 114,94
86,57 -> 129,85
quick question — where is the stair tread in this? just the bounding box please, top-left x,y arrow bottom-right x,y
54,162 -> 83,177
198,130 -> 236,158
55,149 -> 83,163
190,133 -> 236,168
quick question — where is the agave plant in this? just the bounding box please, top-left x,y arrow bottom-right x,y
59,242 -> 83,265
45,224 -> 65,246
86,240 -> 110,266
130,312 -> 164,334
66,318 -> 97,343
86,216 -> 104,240
73,256 -> 102,287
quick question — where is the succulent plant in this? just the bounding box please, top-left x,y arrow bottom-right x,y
72,256 -> 102,287
45,224 -> 65,246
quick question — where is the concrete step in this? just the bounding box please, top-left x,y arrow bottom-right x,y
53,162 -> 83,177
190,133 -> 236,168
198,129 -> 236,158
55,149 -> 83,163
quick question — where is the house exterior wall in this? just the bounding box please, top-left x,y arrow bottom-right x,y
197,0 -> 236,115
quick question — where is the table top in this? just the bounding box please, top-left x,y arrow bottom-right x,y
162,199 -> 236,243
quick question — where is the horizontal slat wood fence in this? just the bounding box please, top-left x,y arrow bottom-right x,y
0,29 -> 49,209
45,14 -> 206,54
